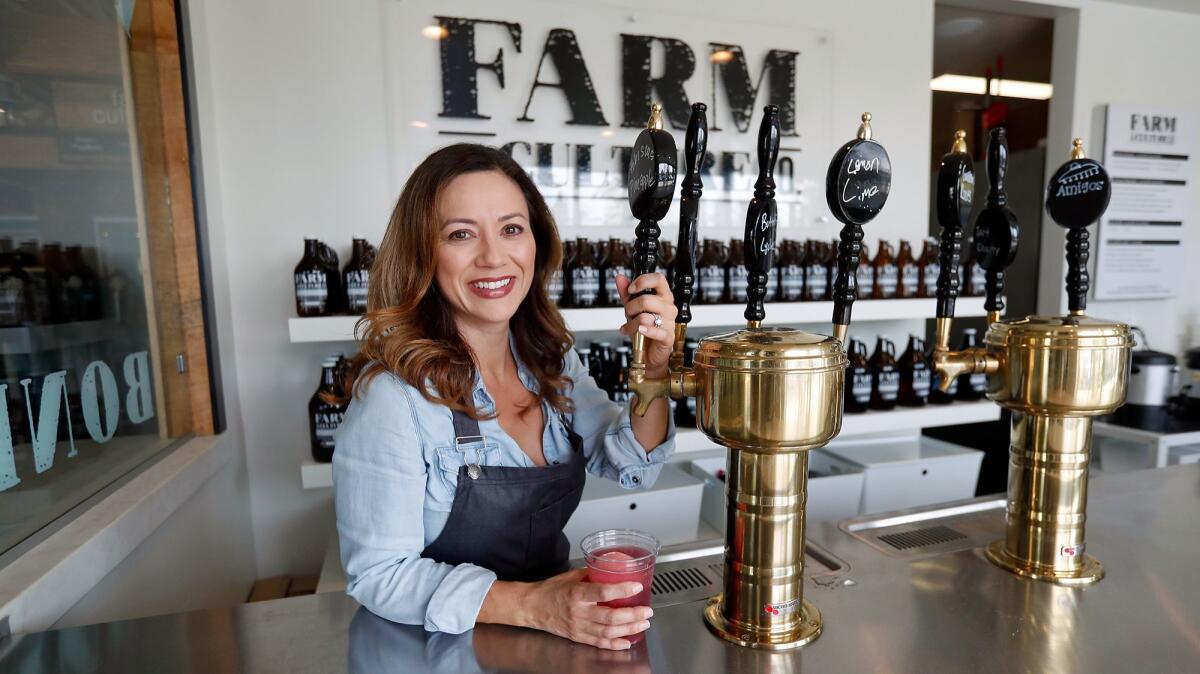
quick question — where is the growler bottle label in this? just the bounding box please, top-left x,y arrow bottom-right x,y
603,266 -> 631,305
876,264 -> 898,297
612,389 -> 633,404
877,371 -> 900,400
851,371 -> 872,403
571,267 -> 600,306
923,262 -> 941,297
970,263 -> 985,294
548,269 -> 564,303
968,372 -> 987,392
687,396 -> 697,416
346,269 -> 369,313
313,411 -> 344,450
699,266 -> 725,303
912,369 -> 931,397
900,266 -> 919,297
764,268 -> 779,302
804,265 -> 827,300
295,270 -> 329,311
729,264 -> 748,303
781,265 -> 804,300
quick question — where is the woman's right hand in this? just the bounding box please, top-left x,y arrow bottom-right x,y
521,568 -> 652,650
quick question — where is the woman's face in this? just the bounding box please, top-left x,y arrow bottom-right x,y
434,170 -> 536,332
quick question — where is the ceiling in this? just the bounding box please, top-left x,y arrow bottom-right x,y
933,6 -> 1054,83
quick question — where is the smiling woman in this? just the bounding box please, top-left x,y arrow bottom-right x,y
328,143 -> 680,650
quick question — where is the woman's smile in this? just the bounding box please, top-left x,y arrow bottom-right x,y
469,275 -> 516,299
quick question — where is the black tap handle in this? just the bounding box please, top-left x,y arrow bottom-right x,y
627,106 -> 679,298
934,131 -> 975,320
826,113 -> 891,329
1045,138 -> 1111,314
674,103 -> 707,325
744,105 -> 780,323
973,128 -> 1019,315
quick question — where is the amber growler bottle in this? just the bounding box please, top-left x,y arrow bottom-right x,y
868,336 -> 900,410
801,241 -> 824,301
728,239 -> 748,304
611,346 -> 634,403
955,328 -> 988,400
897,334 -> 931,406
570,238 -> 601,307
601,238 -> 632,307
963,236 -> 986,297
779,240 -> 804,302
844,338 -> 871,414
917,237 -> 940,298
309,358 -> 347,463
895,240 -> 918,298
343,237 -> 372,315
871,240 -> 898,299
857,241 -> 873,299
659,241 -> 675,291
697,239 -> 726,304
294,238 -> 330,317
560,239 -> 578,307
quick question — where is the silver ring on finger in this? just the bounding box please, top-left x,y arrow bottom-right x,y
652,313 -> 662,328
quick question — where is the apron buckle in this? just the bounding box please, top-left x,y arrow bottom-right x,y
467,464 -> 482,480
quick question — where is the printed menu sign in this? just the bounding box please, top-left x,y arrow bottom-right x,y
1095,105 -> 1193,300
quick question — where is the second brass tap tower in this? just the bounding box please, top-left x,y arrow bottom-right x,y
930,130 -> 1132,585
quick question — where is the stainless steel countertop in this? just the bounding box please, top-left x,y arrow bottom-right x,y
3,464 -> 1199,673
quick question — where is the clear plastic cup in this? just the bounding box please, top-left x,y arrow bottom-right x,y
582,529 -> 659,642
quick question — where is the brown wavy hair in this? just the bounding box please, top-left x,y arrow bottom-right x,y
331,144 -> 573,419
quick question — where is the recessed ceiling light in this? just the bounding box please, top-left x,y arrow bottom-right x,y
937,17 -> 985,38
930,74 -> 1053,100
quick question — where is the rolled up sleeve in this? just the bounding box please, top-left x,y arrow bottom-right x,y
562,353 -> 675,488
333,377 -> 496,633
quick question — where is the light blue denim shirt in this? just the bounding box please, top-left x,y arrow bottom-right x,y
332,340 -> 675,634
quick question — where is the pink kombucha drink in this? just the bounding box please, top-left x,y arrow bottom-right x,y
581,529 -> 660,644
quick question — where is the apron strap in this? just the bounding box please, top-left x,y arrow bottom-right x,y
451,408 -> 484,447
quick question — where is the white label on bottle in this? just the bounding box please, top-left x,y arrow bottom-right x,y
901,266 -> 919,296
604,266 -> 631,303
572,268 -> 600,306
780,266 -> 803,300
851,371 -> 872,402
923,262 -> 941,296
858,266 -> 875,297
969,372 -> 987,391
687,396 -> 697,415
346,269 -> 369,312
970,263 -> 985,293
877,371 -> 900,400
805,265 -> 826,299
699,266 -> 725,303
912,369 -> 931,397
613,389 -> 632,403
876,264 -> 898,297
314,411 -> 344,448
764,268 -> 779,302
548,269 -> 563,302
295,271 -> 329,310
729,265 -> 748,302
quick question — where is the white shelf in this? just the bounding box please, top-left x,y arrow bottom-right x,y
298,400 -> 1000,489
288,297 -> 989,343
301,460 -> 333,489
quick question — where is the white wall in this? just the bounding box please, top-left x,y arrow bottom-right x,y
184,0 -> 936,576
1038,1 -> 1200,357
53,443 -> 257,629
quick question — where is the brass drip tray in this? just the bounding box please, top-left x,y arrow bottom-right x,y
647,541 -> 848,609
840,497 -> 1006,558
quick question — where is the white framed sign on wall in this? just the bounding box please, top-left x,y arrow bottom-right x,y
384,0 -> 833,240
1094,104 -> 1194,300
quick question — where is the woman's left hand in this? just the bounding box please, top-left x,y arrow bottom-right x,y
615,273 -> 677,379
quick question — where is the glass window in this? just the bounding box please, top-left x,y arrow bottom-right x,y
0,1 -> 193,558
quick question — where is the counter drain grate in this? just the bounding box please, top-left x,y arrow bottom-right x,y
651,566 -> 711,596
878,525 -> 967,551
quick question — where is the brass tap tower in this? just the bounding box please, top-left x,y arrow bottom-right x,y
930,130 -> 1133,585
627,105 -> 891,649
